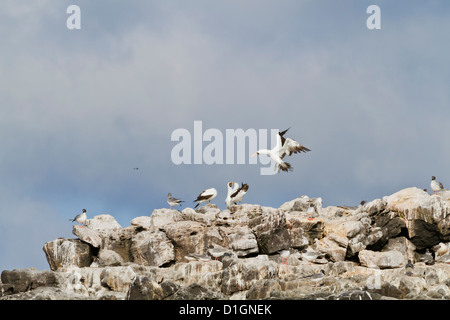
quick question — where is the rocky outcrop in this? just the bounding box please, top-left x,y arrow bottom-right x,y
1,187 -> 450,300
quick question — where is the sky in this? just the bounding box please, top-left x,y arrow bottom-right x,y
1,0 -> 450,271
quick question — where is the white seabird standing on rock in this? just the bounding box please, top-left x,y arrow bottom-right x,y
251,128 -> 310,173
194,188 -> 218,208
70,209 -> 87,227
431,176 -> 444,195
167,193 -> 184,209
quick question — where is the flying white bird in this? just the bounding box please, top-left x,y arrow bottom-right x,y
252,128 -> 310,173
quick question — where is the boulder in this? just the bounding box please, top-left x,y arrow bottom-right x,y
249,209 -> 308,254
163,221 -> 209,261
72,225 -> 102,248
97,249 -> 124,267
384,187 -> 450,249
149,209 -> 181,231
221,255 -> 278,295
0,268 -> 58,294
279,196 -> 323,214
43,238 -> 93,271
100,266 -> 136,293
127,276 -> 177,300
219,225 -> 258,257
359,249 -> 405,269
130,216 -> 152,230
85,214 -> 122,236
131,230 -> 175,267
169,261 -> 222,288
100,226 -> 136,263
381,237 -> 416,262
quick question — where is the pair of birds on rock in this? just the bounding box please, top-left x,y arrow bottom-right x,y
168,181 -> 249,210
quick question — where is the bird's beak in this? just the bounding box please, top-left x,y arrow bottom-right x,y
251,152 -> 258,157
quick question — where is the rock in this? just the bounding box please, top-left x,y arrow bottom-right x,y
86,214 -> 122,236
334,289 -> 379,300
246,279 -> 281,299
5,187 -> 450,301
359,249 -> 405,269
100,266 -> 136,293
314,236 -> 347,262
285,214 -> 324,243
43,239 -> 93,271
169,261 -> 222,289
149,209 -> 181,231
279,196 -> 323,213
363,198 -> 387,215
100,226 -> 136,263
72,225 -> 102,248
97,249 -> 124,267
127,276 -> 177,300
130,216 -> 152,230
381,237 -> 416,262
249,209 -> 308,254
168,283 -> 224,300
131,230 -> 175,267
219,225 -> 258,257
221,255 -> 278,295
398,276 -> 427,299
368,211 -> 406,251
163,221 -> 208,262
384,187 -> 450,249
0,268 -> 58,294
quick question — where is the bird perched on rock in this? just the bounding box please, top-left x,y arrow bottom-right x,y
430,176 -> 444,195
303,270 -> 325,287
421,249 -> 435,265
300,248 -> 325,264
193,188 -> 218,209
279,249 -> 291,265
167,193 -> 184,209
69,209 -> 87,227
306,203 -> 316,220
405,259 -> 414,276
208,245 -> 231,261
433,242 -> 448,257
185,253 -> 211,262
436,254 -> 450,264
225,182 -> 249,208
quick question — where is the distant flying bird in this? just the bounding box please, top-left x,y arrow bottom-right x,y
225,182 -> 249,208
252,128 -> 310,173
431,176 -> 444,195
167,193 -> 184,209
69,209 -> 87,227
193,188 -> 218,209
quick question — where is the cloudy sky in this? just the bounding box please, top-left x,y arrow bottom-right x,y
1,1 -> 449,271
